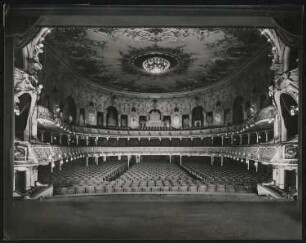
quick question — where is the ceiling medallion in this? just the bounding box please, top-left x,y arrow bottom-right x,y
142,56 -> 171,74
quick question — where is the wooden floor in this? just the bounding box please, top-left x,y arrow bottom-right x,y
4,195 -> 302,240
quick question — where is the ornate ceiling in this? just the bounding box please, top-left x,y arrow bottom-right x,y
46,27 -> 267,93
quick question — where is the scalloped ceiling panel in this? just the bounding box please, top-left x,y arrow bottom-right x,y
46,27 -> 267,93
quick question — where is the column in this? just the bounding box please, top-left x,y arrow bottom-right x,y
246,159 -> 250,170
118,154 -> 121,160
86,156 -> 89,167
51,161 -> 55,173
50,133 -> 54,144
256,132 -> 259,144
76,135 -> 79,146
255,161 -> 258,172
180,155 -> 182,166
221,156 -> 224,167
211,156 -> 214,166
211,136 -> 214,146
103,155 -> 107,162
103,112 -> 107,127
265,130 -> 269,143
40,131 -> 44,142
239,134 -> 242,145
95,137 -> 98,146
25,169 -> 31,190
247,133 -> 250,145
95,156 -> 98,165
13,170 -> 16,192
221,136 -> 224,146
295,168 -> 298,192
59,159 -> 63,171
86,136 -> 89,146
127,155 -> 131,168
169,155 -> 172,163
278,167 -> 285,189
230,135 -> 234,145
59,134 -> 62,145
67,135 -> 70,146
118,114 -> 121,127
272,166 -> 278,185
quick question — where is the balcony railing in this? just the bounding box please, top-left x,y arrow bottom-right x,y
26,143 -> 298,168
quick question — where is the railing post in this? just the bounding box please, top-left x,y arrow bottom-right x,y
76,135 -> 79,146
246,159 -> 250,170
239,134 -> 242,145
221,136 -> 224,146
180,155 -> 182,166
247,133 -> 250,145
67,135 -> 70,146
211,156 -> 214,166
59,133 -> 62,145
50,133 -> 54,144
221,156 -> 224,167
86,136 -> 89,146
95,156 -> 98,165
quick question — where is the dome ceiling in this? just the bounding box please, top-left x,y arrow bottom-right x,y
46,27 -> 267,93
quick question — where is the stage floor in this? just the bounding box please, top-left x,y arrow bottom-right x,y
4,195 -> 302,240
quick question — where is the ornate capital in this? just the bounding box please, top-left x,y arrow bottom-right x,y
22,27 -> 52,76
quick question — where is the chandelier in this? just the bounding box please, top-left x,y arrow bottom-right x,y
142,56 -> 171,74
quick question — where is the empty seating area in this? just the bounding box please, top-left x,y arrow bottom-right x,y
36,155 -> 274,197
38,159 -> 127,195
181,157 -> 272,193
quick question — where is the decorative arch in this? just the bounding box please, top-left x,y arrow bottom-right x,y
192,106 -> 204,127
106,106 -> 118,127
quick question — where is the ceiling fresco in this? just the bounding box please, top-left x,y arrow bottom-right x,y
46,27 -> 267,93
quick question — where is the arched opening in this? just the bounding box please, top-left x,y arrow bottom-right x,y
63,96 -> 77,124
280,93 -> 298,140
192,106 -> 204,127
182,114 -> 190,128
15,93 -> 32,140
106,106 -> 118,127
233,96 -> 244,125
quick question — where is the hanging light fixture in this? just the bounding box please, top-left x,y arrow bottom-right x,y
142,56 -> 170,74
